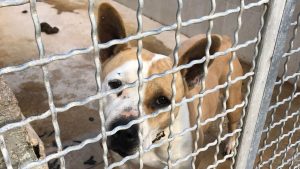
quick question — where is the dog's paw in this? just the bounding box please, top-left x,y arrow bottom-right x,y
224,137 -> 236,155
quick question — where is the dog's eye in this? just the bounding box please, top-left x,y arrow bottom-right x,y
108,79 -> 122,89
153,96 -> 171,108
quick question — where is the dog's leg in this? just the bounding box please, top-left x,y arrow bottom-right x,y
194,127 -> 204,168
225,79 -> 242,155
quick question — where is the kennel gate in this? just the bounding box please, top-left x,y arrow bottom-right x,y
0,0 -> 300,168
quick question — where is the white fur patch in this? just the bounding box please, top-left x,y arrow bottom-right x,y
102,53 -> 192,168
151,54 -> 168,64
102,54 -> 169,128
102,57 -> 153,127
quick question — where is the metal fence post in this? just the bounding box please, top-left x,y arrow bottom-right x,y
234,0 -> 296,169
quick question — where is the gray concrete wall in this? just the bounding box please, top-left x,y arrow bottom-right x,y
116,0 -> 300,85
115,0 -> 264,63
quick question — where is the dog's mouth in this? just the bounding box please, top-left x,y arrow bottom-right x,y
111,146 -> 137,157
107,117 -> 140,157
107,136 -> 139,157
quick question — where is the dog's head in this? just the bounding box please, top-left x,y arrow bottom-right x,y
98,3 -> 222,157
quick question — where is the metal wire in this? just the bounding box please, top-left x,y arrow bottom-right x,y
0,135 -> 13,169
290,138 -> 300,168
1,38 -> 256,167
283,46 -> 300,58
0,0 -> 28,7
274,72 -> 300,85
106,78 -> 248,168
268,91 -> 300,113
22,100 -> 244,169
258,125 -> 300,168
258,10 -> 300,168
169,129 -> 241,168
230,4 -> 267,169
208,1 -> 244,168
1,0 -> 288,168
109,107 -> 245,169
258,11 -> 300,169
87,0 -> 109,167
191,0 -> 215,168
136,0 -> 145,168
0,37 -> 257,135
1,0 -> 269,9
263,106 -> 300,134
166,0 -> 182,168
277,63 -> 300,168
258,123 -> 300,155
0,0 -> 266,76
29,0 -> 65,168
20,72 -> 249,168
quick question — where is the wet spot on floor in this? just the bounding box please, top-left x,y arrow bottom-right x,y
15,82 -> 48,117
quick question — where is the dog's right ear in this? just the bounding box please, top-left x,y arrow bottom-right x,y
98,3 -> 129,63
178,35 -> 222,89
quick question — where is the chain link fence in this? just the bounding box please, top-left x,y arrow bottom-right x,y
0,0 -> 299,168
254,1 -> 300,168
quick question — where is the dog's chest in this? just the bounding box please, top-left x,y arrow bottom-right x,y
142,103 -> 193,168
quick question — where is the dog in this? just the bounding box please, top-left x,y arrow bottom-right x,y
98,3 -> 243,168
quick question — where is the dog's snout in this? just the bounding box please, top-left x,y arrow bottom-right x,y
121,107 -> 138,117
108,117 -> 139,157
114,125 -> 138,141
124,107 -> 132,112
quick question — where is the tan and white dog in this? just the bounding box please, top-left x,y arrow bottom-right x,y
98,3 -> 243,169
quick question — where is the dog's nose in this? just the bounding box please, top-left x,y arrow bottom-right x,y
114,125 -> 138,142
108,117 -> 139,157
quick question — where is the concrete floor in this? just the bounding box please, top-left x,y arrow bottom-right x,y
0,0 -> 300,169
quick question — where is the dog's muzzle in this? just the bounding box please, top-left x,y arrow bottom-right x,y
108,116 -> 139,157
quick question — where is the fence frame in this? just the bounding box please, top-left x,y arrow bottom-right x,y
235,0 -> 297,168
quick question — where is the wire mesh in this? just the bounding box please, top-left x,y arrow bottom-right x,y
209,0 -> 245,168
167,0 -> 182,168
191,0 -> 216,168
256,5 -> 300,169
230,3 -> 267,169
136,0 -> 145,168
2,0 -> 299,168
87,0 -> 109,167
29,0 -> 65,167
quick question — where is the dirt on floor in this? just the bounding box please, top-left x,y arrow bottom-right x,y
1,1 -> 300,169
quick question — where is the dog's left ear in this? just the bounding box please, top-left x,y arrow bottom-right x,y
178,35 -> 222,89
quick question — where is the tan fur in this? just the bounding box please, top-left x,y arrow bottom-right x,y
178,34 -> 243,167
98,3 -> 243,168
144,58 -> 185,129
101,47 -> 153,78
